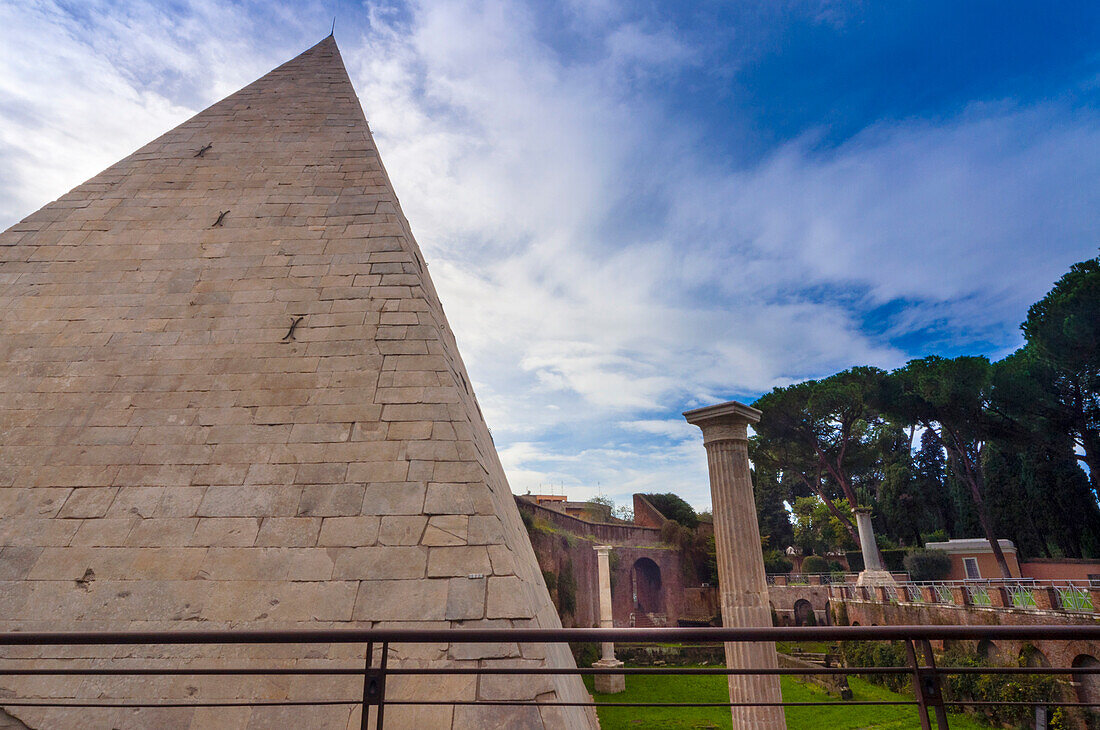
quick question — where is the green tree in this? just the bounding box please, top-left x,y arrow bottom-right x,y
1017,256 -> 1100,497
879,356 -> 1012,577
984,436 -> 1100,559
791,496 -> 857,556
642,493 -> 699,528
751,465 -> 794,550
753,367 -> 888,550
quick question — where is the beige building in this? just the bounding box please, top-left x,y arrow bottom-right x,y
0,36 -> 595,729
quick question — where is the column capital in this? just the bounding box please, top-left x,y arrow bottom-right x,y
594,545 -> 613,556
683,400 -> 761,445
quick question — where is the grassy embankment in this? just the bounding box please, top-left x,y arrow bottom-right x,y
584,671 -> 992,729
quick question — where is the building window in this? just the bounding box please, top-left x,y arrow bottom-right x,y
964,557 -> 981,580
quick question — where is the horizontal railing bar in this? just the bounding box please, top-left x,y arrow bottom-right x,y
0,666 -> 912,676
4,699 -> 1099,709
0,700 -> 917,709
5,665 -> 1100,676
1,624 -> 1099,645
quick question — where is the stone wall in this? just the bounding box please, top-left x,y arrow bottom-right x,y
835,597 -> 1100,670
518,496 -> 663,547
768,585 -> 831,626
518,497 -> 713,627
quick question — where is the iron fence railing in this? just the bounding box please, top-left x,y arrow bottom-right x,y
0,625 -> 1098,729
768,572 -> 910,586
832,578 -> 1100,615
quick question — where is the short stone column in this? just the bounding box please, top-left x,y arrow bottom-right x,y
685,401 -> 786,730
1033,586 -> 1058,611
854,508 -> 895,587
1088,587 -> 1100,614
592,545 -> 625,694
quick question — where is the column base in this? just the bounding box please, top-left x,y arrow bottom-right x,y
592,658 -> 626,694
856,570 -> 897,586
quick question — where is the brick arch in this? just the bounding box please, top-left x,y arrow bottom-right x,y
1073,654 -> 1100,707
976,639 -> 1000,662
1020,644 -> 1051,668
632,557 -> 663,614
793,599 -> 815,626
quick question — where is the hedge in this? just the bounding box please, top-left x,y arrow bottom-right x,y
903,548 -> 952,582
846,548 -> 909,573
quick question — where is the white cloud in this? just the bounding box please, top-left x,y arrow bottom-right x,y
3,0 -> 1098,510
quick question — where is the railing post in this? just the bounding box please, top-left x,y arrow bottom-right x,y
361,641 -> 388,730
906,639 -> 951,730
1089,586 -> 1100,614
1033,587 -> 1058,611
875,586 -> 890,603
988,586 -> 1009,608
921,586 -> 938,604
950,586 -> 969,607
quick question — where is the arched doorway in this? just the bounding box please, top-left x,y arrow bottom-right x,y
1073,654 -> 1100,711
976,639 -> 999,662
632,558 -> 663,613
793,599 -> 815,626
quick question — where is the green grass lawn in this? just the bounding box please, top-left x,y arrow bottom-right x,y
584,671 -> 993,729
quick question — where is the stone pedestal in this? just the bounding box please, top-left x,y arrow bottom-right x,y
592,545 -> 625,694
856,570 -> 897,587
685,401 -> 787,730
593,658 -> 627,694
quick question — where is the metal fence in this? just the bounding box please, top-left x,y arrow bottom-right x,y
831,579 -> 1100,615
1,625 -> 1099,729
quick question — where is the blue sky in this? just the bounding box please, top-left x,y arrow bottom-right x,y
2,0 -> 1099,510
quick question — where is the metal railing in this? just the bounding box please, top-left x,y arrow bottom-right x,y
0,625 -> 1099,729
835,579 -> 1100,614
768,572 -> 910,586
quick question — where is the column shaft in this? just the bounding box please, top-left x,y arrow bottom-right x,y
705,437 -> 786,730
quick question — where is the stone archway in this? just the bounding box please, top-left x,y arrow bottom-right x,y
793,598 -> 815,626
632,557 -> 663,613
1020,644 -> 1051,668
976,639 -> 1000,662
1073,654 -> 1100,710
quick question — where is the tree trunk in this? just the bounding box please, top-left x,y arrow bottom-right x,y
939,433 -> 1013,579
958,461 -> 1013,579
801,476 -> 861,549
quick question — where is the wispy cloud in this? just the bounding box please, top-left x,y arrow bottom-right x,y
3,0 -> 1098,511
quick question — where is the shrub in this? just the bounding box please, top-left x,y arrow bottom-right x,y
903,548 -> 952,581
801,555 -> 829,573
940,648 -> 1063,727
840,640 -> 910,693
846,548 -> 908,572
922,529 -> 948,544
570,642 -> 598,667
642,493 -> 699,528
763,550 -> 793,574
558,560 -> 577,617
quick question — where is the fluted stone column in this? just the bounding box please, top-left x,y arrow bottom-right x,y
592,545 -> 625,693
684,401 -> 786,730
854,508 -> 896,587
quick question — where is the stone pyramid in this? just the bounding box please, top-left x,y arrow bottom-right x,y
0,36 -> 596,729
